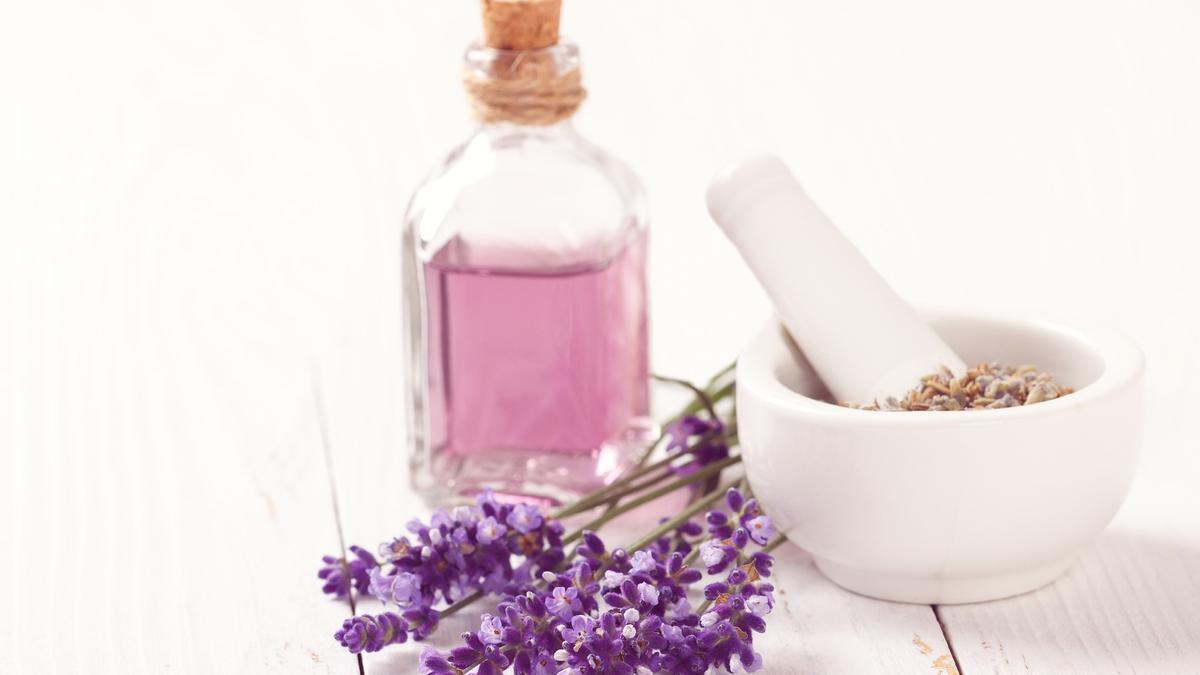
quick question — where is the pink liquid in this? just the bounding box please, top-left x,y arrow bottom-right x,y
423,233 -> 649,461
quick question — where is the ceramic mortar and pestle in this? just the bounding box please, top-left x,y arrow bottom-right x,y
706,155 -> 1144,604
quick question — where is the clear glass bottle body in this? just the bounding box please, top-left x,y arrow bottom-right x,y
404,43 -> 653,504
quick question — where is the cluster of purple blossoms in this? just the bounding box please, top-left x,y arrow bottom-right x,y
320,490 -> 567,647
333,605 -> 445,654
662,416 -> 730,496
416,487 -> 778,674
334,611 -> 408,654
700,489 -> 776,575
318,545 -> 377,599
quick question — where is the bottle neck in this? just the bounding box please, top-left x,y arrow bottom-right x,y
462,41 -> 586,127
478,118 -> 580,141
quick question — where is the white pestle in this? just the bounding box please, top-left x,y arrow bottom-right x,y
706,153 -> 967,405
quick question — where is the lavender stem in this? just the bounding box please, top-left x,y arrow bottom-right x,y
561,455 -> 742,545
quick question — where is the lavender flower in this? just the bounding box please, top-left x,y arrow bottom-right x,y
637,581 -> 660,606
506,504 -> 543,534
418,521 -> 778,674
630,549 -> 656,574
378,537 -> 411,563
745,515 -> 775,546
663,416 -> 731,499
419,645 -> 455,675
323,494 -> 566,646
664,415 -> 722,453
477,516 -> 506,545
334,612 -> 408,654
318,545 -> 378,599
545,585 -> 581,619
369,568 -> 423,607
319,374 -> 785,672
479,614 -> 505,645
746,592 -> 774,617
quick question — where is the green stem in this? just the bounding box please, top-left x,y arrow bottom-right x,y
439,589 -> 484,619
433,367 -> 744,626
676,380 -> 736,421
624,477 -> 738,554
707,360 -> 737,386
629,366 -> 738,472
554,429 -> 736,518
554,449 -> 695,519
652,373 -> 719,420
561,455 -> 742,546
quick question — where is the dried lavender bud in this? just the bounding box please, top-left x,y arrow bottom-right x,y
841,362 -> 1073,412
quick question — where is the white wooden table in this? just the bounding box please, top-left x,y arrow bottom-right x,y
4,1 -> 1200,672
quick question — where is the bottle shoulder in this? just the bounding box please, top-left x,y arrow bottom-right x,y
405,124 -> 646,271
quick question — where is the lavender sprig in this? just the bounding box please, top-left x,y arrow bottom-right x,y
318,369 -> 786,672
319,491 -> 568,644
318,545 -> 377,599
417,488 -> 778,674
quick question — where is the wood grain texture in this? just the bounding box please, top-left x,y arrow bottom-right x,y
0,127 -> 359,671
937,475 -> 1200,675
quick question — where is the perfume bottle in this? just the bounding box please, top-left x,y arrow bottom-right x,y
403,0 -> 652,504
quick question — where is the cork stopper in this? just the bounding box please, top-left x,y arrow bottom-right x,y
481,0 -> 561,50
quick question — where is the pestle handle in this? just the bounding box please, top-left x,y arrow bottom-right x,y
707,154 -> 967,404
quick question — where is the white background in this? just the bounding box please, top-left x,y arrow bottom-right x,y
3,1 -> 1199,673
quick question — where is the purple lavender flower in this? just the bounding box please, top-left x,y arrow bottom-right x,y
479,613 -> 505,645
369,568 -> 423,608
403,605 -> 441,641
700,538 -> 733,572
664,415 -> 720,451
318,545 -> 378,599
666,595 -> 693,620
334,612 -> 408,654
731,649 -> 764,673
726,486 -> 745,513
630,549 -> 656,574
559,613 -> 596,648
637,581 -> 660,606
419,645 -> 454,675
745,515 -> 775,545
445,625 -> 513,673
421,533 -> 778,673
325,491 -> 570,650
599,570 -> 628,591
580,530 -> 606,557
506,504 -> 543,533
377,537 -> 411,563
325,477 -> 783,671
477,515 -> 506,545
663,415 -> 731,497
746,593 -> 773,617
546,585 -> 580,619
748,551 -> 774,578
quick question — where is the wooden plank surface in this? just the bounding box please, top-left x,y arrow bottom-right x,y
936,455 -> 1200,675
0,219 -> 356,673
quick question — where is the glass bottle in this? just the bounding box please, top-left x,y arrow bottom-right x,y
403,39 -> 653,504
